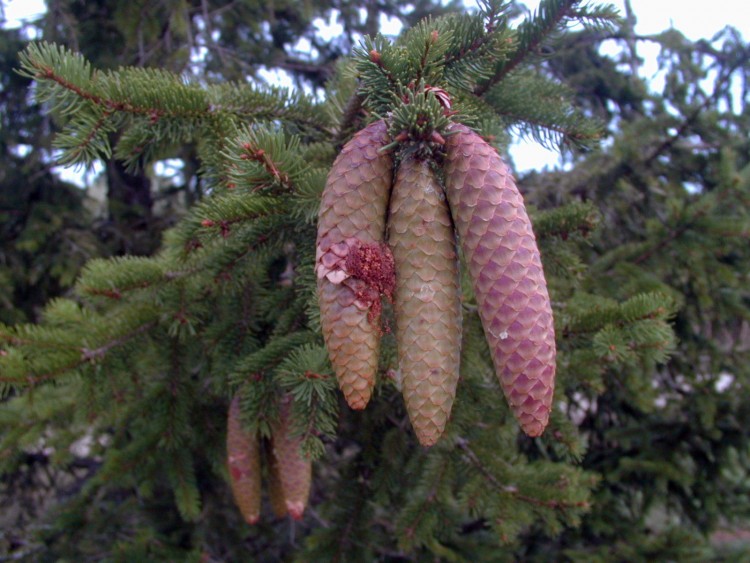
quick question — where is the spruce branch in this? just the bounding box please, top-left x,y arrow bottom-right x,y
476,0 -> 578,96
79,321 -> 157,363
0,319 -> 157,385
399,456 -> 449,544
456,438 -> 589,511
442,3 -> 513,91
476,0 -> 619,96
334,92 -> 365,149
484,69 -> 603,148
18,42 -> 329,169
76,256 -> 192,299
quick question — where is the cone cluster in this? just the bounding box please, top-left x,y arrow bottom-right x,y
316,120 -> 556,443
226,393 -> 312,524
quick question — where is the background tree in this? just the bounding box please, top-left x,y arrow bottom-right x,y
1,1 -> 750,560
514,17 -> 750,559
0,24 -> 103,325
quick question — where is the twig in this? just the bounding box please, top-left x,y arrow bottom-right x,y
456,438 -> 589,510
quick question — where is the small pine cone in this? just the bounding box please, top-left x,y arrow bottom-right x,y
388,157 -> 462,446
227,394 -> 261,524
443,124 -> 556,437
316,120 -> 394,409
270,397 -> 312,520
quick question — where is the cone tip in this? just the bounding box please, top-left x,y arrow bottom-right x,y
344,390 -> 371,410
245,513 -> 260,525
416,431 -> 441,448
520,419 -> 547,438
287,501 -> 306,520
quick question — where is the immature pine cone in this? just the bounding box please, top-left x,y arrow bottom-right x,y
388,157 -> 462,446
443,124 -> 556,437
227,394 -> 261,524
270,396 -> 312,520
316,120 -> 394,409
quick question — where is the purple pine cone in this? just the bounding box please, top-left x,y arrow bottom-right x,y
443,124 -> 556,437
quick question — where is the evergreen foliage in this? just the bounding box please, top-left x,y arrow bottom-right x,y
0,26 -> 103,325
1,1 -> 749,560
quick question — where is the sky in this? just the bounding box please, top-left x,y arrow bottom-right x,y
2,0 -> 747,176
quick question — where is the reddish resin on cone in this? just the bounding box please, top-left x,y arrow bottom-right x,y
270,397 -> 312,520
226,394 -> 261,524
316,120 -> 394,409
388,157 -> 462,446
443,124 -> 556,437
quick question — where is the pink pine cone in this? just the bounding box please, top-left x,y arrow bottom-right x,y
443,124 -> 556,437
226,394 -> 261,524
316,120 -> 394,409
270,396 -> 312,520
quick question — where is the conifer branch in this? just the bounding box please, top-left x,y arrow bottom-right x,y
31,64 -> 159,118
456,439 -> 589,510
334,93 -> 365,149
571,39 -> 746,198
0,358 -> 82,385
0,320 -> 157,384
0,333 -> 78,351
79,270 -> 193,299
401,460 -> 448,541
475,0 -> 577,96
80,321 -> 157,362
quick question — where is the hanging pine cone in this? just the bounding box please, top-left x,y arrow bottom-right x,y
270,396 -> 312,520
443,124 -> 556,437
316,120 -> 395,410
226,394 -> 261,524
267,451 -> 288,519
388,156 -> 462,446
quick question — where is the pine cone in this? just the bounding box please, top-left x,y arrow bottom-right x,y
227,394 -> 261,524
267,452 -> 288,518
270,397 -> 312,520
316,120 -> 395,409
443,124 -> 556,437
388,157 -> 462,446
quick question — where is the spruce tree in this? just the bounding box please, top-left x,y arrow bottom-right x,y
1,1 -> 749,560
518,20 -> 750,560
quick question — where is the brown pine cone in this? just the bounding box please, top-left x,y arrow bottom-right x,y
226,394 -> 261,524
316,120 -> 395,409
388,156 -> 462,446
443,124 -> 556,437
270,396 -> 312,520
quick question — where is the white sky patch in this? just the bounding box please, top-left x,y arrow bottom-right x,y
52,159 -> 105,189
511,140 -> 563,172
379,13 -> 404,36
314,12 -> 344,38
257,66 -> 295,90
2,0 -> 45,28
291,37 -> 318,59
715,373 -> 734,393
522,0 -> 747,41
